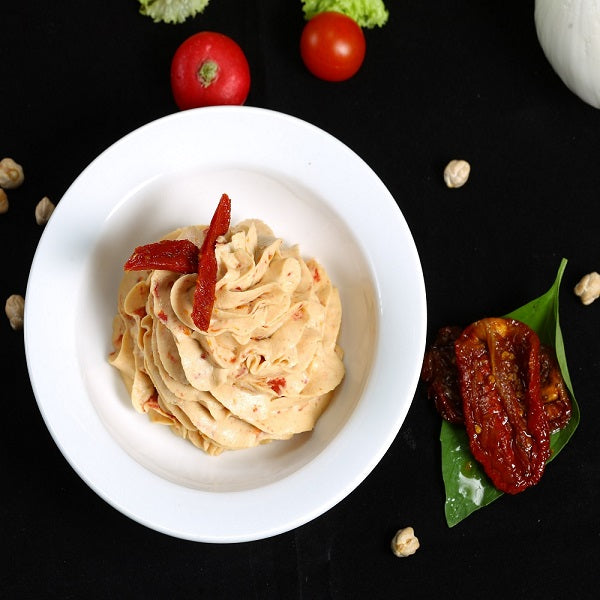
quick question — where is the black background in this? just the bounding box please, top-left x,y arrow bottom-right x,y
2,1 -> 599,598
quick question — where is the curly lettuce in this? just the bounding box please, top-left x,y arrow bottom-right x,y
302,0 -> 389,28
138,0 -> 210,24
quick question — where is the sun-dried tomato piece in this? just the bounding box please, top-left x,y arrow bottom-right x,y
191,193 -> 231,331
124,239 -> 198,273
422,325 -> 572,434
455,317 -> 550,495
192,249 -> 218,332
421,326 -> 464,424
540,345 -> 572,433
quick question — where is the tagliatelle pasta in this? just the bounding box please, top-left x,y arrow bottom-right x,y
109,218 -> 345,455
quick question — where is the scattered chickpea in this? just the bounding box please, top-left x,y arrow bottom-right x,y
391,526 -> 420,558
0,189 -> 8,214
5,294 -> 25,330
35,196 -> 55,225
443,159 -> 471,188
0,158 -> 25,189
574,272 -> 600,306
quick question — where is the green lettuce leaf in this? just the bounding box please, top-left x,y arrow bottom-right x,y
302,0 -> 389,28
138,0 -> 210,24
441,258 -> 579,527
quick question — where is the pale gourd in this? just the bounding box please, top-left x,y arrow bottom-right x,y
535,0 -> 600,109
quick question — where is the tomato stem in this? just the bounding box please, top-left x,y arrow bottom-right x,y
197,60 -> 218,87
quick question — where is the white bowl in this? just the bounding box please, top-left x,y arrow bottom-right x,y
25,106 -> 426,542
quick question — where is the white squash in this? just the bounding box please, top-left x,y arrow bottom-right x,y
535,0 -> 600,108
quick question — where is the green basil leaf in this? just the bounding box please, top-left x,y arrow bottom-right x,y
441,422 -> 503,527
441,258 -> 579,527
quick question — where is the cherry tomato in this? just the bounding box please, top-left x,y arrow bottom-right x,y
300,12 -> 366,82
170,32 -> 251,110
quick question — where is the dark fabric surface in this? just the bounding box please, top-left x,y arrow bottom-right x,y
2,1 -> 598,598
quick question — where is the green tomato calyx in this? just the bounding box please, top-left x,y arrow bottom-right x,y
197,60 -> 219,87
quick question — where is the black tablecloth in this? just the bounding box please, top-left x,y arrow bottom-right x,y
2,1 -> 598,598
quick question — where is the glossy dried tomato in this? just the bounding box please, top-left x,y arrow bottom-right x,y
455,318 -> 550,494
540,345 -> 572,433
124,239 -> 198,273
421,326 -> 464,424
191,193 -> 231,331
422,328 -> 571,433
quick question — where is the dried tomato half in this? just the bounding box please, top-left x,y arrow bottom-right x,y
421,326 -> 464,424
191,193 -> 231,331
540,345 -> 572,433
455,318 -> 551,494
124,239 -> 199,273
422,327 -> 571,432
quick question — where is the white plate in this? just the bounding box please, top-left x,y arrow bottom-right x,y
25,106 -> 426,543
